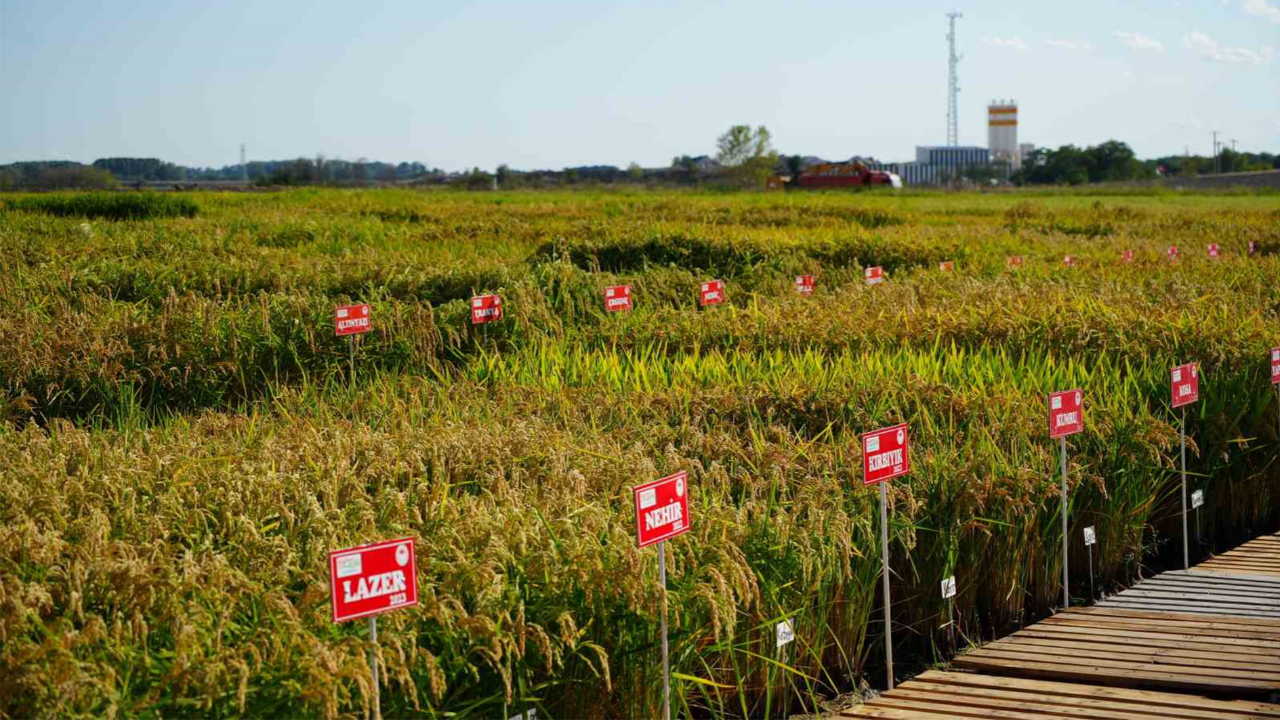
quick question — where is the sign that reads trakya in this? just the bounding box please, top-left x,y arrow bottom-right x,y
699,280 -> 725,307
1271,348 -> 1280,385
335,304 -> 372,336
864,266 -> 884,285
1049,389 -> 1084,439
604,285 -> 633,313
471,294 -> 503,324
634,471 -> 690,548
1191,489 -> 1204,509
1208,243 -> 1220,259
1083,526 -> 1096,546
862,423 -> 910,485
1171,363 -> 1199,408
794,275 -> 814,296
329,538 -> 418,623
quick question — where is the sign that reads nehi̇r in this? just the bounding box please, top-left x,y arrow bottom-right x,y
634,471 -> 690,548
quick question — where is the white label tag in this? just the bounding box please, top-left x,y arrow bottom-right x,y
1191,490 -> 1204,509
638,488 -> 656,510
1051,396 -> 1062,410
336,554 -> 362,578
508,710 -> 536,720
941,576 -> 957,599
776,618 -> 795,648
866,436 -> 880,452
1083,527 -> 1096,546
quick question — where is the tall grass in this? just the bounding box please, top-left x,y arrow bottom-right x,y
5,191 -> 199,220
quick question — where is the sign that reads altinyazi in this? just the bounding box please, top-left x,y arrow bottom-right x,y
1171,363 -> 1199,408
335,304 -> 372,336
1049,389 -> 1083,439
862,423 -> 910,485
633,471 -> 690,548
329,538 -> 419,623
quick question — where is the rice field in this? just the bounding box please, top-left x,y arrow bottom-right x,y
2,187 -> 1280,719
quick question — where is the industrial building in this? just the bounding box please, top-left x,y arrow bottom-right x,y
915,146 -> 991,169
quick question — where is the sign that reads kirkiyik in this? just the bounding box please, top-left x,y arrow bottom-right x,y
604,285 -> 633,312
1049,389 -> 1083,438
471,294 -> 503,324
1171,363 -> 1199,408
862,423 -> 910,485
699,280 -> 725,307
634,471 -> 690,548
329,538 -> 419,623
335,304 -> 372,336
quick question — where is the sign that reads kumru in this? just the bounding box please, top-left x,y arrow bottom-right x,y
633,471 -> 690,548
862,423 -> 910,485
329,538 -> 419,623
1049,389 -> 1083,439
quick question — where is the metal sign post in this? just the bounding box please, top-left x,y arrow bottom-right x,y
335,304 -> 372,385
1181,407 -> 1188,569
1171,364 -> 1198,570
369,616 -> 381,720
1049,389 -> 1083,609
659,541 -> 670,720
862,423 -> 911,691
634,471 -> 690,720
1060,436 -> 1069,608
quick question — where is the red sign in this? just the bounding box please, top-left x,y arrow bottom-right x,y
329,538 -> 419,623
1007,255 -> 1023,267
335,304 -> 372,336
1049,389 -> 1083,438
699,280 -> 725,307
862,423 -> 910,485
1122,250 -> 1134,263
795,275 -> 814,295
634,471 -> 690,548
1168,246 -> 1179,262
1207,243 -> 1220,259
1171,363 -> 1199,408
471,295 -> 503,324
1271,348 -> 1280,385
1250,241 -> 1259,256
865,266 -> 884,285
939,261 -> 954,272
605,285 -> 633,312
1064,255 -> 1077,267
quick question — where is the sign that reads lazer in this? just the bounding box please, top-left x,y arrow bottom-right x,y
864,266 -> 884,285
329,538 -> 418,623
1171,363 -> 1199,408
634,471 -> 690,548
1049,389 -> 1083,438
604,285 -> 632,312
335,304 -> 372,336
862,423 -> 910,485
795,275 -> 814,296
471,294 -> 503,324
1271,348 -> 1280,385
699,280 -> 725,307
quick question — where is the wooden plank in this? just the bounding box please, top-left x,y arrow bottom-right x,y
951,653 -> 1280,693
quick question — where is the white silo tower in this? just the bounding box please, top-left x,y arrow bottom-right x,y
988,100 -> 1019,168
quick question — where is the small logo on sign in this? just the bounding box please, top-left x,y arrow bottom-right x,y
336,554 -> 362,578
639,488 -> 656,509
867,436 -> 880,452
396,543 -> 410,567
1051,396 -> 1062,410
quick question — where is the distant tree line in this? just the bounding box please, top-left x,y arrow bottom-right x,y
1012,141 -> 1279,186
0,162 -> 117,190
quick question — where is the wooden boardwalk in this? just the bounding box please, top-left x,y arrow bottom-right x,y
843,670 -> 1280,719
844,529 -> 1280,717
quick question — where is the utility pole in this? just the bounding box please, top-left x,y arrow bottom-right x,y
946,12 -> 963,147
1211,131 -> 1219,174
240,144 -> 248,183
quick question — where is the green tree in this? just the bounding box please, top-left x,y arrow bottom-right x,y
715,124 -> 778,188
627,162 -> 643,180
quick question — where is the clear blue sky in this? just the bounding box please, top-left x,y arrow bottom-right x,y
2,0 -> 1276,170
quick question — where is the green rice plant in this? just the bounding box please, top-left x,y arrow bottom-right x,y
6,191 -> 199,220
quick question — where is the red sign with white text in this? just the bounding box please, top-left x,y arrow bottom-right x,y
634,471 -> 690,548
865,266 -> 884,285
1207,243 -> 1220,259
795,275 -> 814,296
1122,250 -> 1134,264
862,423 -> 910,485
939,261 -> 955,272
699,280 -> 725,307
335,304 -> 372,336
1271,348 -> 1280,385
1064,255 -> 1077,268
1049,389 -> 1083,438
1007,255 -> 1023,268
1168,246 -> 1179,262
329,538 -> 419,623
605,285 -> 633,312
471,295 -> 503,324
1171,363 -> 1199,408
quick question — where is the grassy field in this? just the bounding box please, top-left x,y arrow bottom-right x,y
2,187 -> 1280,719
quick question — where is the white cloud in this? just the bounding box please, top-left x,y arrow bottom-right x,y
1046,38 -> 1093,51
982,36 -> 1030,52
1183,31 -> 1275,64
1243,0 -> 1280,24
1115,31 -> 1164,51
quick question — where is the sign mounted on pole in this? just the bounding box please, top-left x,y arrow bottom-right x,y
699,280 -> 725,307
1007,255 -> 1023,268
939,261 -> 955,272
794,275 -> 814,296
471,295 -> 503,324
1063,255 -> 1077,268
1207,243 -> 1220,259
335,304 -> 372,336
1083,527 -> 1096,546
1191,489 -> 1204,509
1171,363 -> 1199,408
1270,348 -> 1280,384
329,538 -> 419,623
941,576 -> 957,599
864,266 -> 884,285
634,472 -> 690,548
775,618 -> 795,648
604,285 -> 633,312
1049,389 -> 1083,438
1122,249 -> 1134,263
1167,245 -> 1180,262
861,423 -> 910,691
